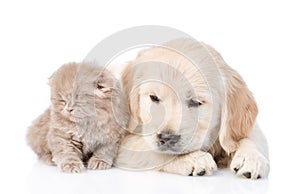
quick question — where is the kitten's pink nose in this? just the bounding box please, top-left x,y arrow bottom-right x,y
67,108 -> 73,113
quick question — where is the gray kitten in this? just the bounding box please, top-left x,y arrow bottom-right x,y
27,63 -> 129,173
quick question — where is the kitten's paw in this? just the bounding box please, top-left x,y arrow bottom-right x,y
60,160 -> 85,173
160,151 -> 217,176
87,157 -> 112,170
230,148 -> 270,179
40,153 -> 54,165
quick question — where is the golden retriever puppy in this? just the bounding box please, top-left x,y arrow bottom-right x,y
114,38 -> 269,179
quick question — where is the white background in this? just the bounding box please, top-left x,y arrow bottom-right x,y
0,1 -> 299,194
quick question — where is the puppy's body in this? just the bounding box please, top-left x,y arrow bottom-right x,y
27,63 -> 129,172
115,38 -> 269,179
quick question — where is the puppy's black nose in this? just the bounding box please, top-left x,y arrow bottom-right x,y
157,132 -> 180,147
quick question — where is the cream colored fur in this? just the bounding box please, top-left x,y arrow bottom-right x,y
115,38 -> 269,179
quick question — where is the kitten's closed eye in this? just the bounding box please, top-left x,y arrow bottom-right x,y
59,100 -> 66,104
52,98 -> 67,105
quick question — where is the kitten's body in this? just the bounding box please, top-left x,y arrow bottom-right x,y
27,63 -> 129,172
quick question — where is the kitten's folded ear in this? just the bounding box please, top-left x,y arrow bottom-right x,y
48,72 -> 56,86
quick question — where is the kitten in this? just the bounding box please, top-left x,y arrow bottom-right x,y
27,62 -> 129,173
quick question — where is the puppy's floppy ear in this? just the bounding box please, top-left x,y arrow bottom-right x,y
129,87 -> 141,123
121,62 -> 134,98
121,62 -> 141,131
219,66 -> 258,154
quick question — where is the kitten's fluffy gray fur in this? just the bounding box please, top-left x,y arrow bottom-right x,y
27,63 -> 129,173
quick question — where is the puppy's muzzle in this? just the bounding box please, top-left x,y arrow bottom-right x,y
157,132 -> 180,150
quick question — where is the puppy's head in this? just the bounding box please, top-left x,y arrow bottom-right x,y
123,46 -> 217,154
123,38 -> 258,155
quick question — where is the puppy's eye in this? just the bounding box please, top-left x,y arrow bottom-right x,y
188,99 -> 202,107
150,95 -> 160,103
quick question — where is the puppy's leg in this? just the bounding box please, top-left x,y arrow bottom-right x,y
159,150 -> 217,176
48,128 -> 84,173
230,126 -> 270,179
87,143 -> 118,170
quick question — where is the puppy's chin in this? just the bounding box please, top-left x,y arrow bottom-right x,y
155,146 -> 196,155
155,148 -> 184,155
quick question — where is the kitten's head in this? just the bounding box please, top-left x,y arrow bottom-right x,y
49,63 -> 116,122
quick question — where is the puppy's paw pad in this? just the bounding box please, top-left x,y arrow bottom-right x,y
233,167 -> 239,173
197,170 -> 206,176
231,149 -> 269,179
188,167 -> 206,176
60,161 -> 84,173
242,172 -> 251,179
87,157 -> 112,170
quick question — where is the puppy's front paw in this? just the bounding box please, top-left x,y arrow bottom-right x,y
59,159 -> 84,173
186,151 -> 217,176
87,156 -> 112,170
161,151 -> 217,176
231,148 -> 270,179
